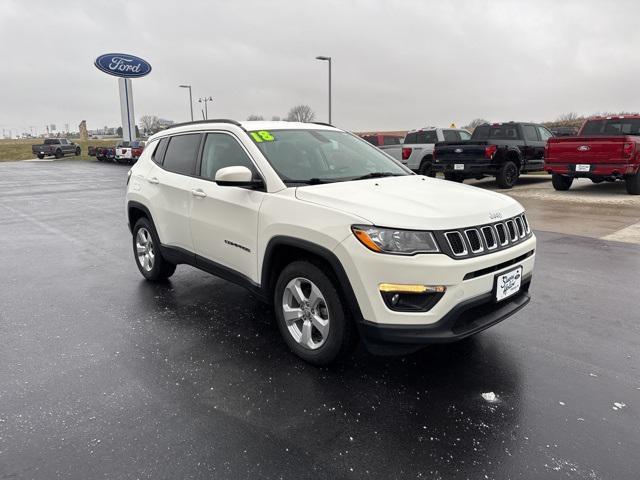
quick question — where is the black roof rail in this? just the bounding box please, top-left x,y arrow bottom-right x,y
311,121 -> 335,128
164,119 -> 244,130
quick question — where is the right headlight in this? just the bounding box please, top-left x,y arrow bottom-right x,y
351,225 -> 440,255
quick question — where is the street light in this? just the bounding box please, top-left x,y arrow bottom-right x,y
178,85 -> 194,121
198,96 -> 213,120
315,56 -> 332,124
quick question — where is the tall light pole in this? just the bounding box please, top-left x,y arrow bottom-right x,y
198,96 -> 213,120
315,56 -> 332,124
179,85 -> 194,121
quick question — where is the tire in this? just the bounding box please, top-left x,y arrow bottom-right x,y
54,150 -> 62,159
75,147 -> 81,156
419,158 -> 436,177
274,260 -> 357,365
132,217 -> 176,281
37,154 -> 44,159
551,173 -> 573,191
590,177 -> 605,184
444,172 -> 464,183
496,161 -> 519,189
625,171 -> 640,195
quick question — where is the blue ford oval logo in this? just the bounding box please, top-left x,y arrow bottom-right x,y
94,53 -> 152,78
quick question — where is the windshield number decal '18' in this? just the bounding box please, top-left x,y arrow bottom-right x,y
250,131 -> 275,142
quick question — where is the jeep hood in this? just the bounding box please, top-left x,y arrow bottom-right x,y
295,175 -> 523,230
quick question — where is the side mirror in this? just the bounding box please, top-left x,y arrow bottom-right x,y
215,166 -> 263,188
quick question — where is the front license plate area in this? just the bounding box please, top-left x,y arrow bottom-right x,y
454,163 -> 465,171
494,266 -> 523,302
575,164 -> 590,172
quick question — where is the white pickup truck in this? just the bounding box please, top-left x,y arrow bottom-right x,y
383,127 -> 472,175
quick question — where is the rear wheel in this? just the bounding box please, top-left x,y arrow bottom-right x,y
419,158 -> 436,177
75,147 -> 81,156
37,154 -> 44,159
274,261 -> 356,365
496,161 -> 519,189
132,218 -> 176,281
54,150 -> 62,159
551,173 -> 573,191
444,172 -> 464,183
625,171 -> 640,195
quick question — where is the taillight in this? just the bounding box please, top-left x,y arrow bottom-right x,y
484,145 -> 497,159
402,148 -> 412,160
623,142 -> 635,158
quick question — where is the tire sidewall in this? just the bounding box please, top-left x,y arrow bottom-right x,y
274,261 -> 348,365
498,161 -> 518,188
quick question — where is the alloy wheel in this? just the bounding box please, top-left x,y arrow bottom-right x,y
282,277 -> 330,350
136,227 -> 155,272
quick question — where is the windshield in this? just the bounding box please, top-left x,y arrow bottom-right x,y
581,118 -> 640,136
250,129 -> 410,184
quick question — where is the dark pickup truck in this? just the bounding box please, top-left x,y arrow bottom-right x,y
432,122 -> 553,188
31,138 -> 81,159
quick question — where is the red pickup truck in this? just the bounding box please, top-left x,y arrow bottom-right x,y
545,115 -> 640,194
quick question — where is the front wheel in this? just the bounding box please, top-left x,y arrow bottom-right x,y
54,150 -> 62,159
132,218 -> 176,281
625,171 -> 640,195
75,147 -> 81,156
496,161 -> 519,189
274,261 -> 357,365
551,173 -> 573,191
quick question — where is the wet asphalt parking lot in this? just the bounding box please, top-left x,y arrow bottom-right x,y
0,160 -> 639,479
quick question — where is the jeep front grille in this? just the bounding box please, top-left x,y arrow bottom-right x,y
436,213 -> 533,259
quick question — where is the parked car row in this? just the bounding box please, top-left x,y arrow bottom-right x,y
88,140 -> 146,165
368,116 -> 640,194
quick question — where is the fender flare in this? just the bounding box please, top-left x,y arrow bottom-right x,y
262,236 -> 364,321
127,200 -> 155,233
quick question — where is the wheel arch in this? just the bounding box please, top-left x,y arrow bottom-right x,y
127,200 -> 155,234
506,148 -> 522,168
261,236 -> 364,321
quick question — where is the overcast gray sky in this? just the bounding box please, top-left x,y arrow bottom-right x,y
1,0 -> 638,135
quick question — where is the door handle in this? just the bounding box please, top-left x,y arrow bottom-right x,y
147,177 -> 159,184
191,189 -> 207,198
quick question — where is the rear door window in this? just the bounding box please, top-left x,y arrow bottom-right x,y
416,130 -> 438,143
403,132 -> 418,144
162,134 -> 201,175
522,125 -> 539,142
443,130 -> 459,142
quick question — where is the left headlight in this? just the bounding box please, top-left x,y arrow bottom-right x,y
351,225 -> 440,255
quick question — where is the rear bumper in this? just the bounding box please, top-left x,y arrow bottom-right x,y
360,276 -> 531,345
432,160 -> 497,175
545,162 -> 639,177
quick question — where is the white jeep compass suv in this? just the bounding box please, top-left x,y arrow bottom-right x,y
126,120 -> 536,364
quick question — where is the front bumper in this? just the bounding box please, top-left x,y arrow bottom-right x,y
333,233 -> 536,342
360,275 -> 531,345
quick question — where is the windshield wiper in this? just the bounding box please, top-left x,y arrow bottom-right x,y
283,178 -> 331,185
352,172 -> 403,181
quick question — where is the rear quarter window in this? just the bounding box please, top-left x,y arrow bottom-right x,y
161,134 -> 201,175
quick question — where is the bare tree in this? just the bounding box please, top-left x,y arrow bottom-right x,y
286,105 -> 316,123
246,114 -> 264,121
140,115 -> 160,134
556,112 -> 578,122
463,118 -> 489,131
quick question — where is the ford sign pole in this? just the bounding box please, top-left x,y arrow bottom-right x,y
94,53 -> 152,142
